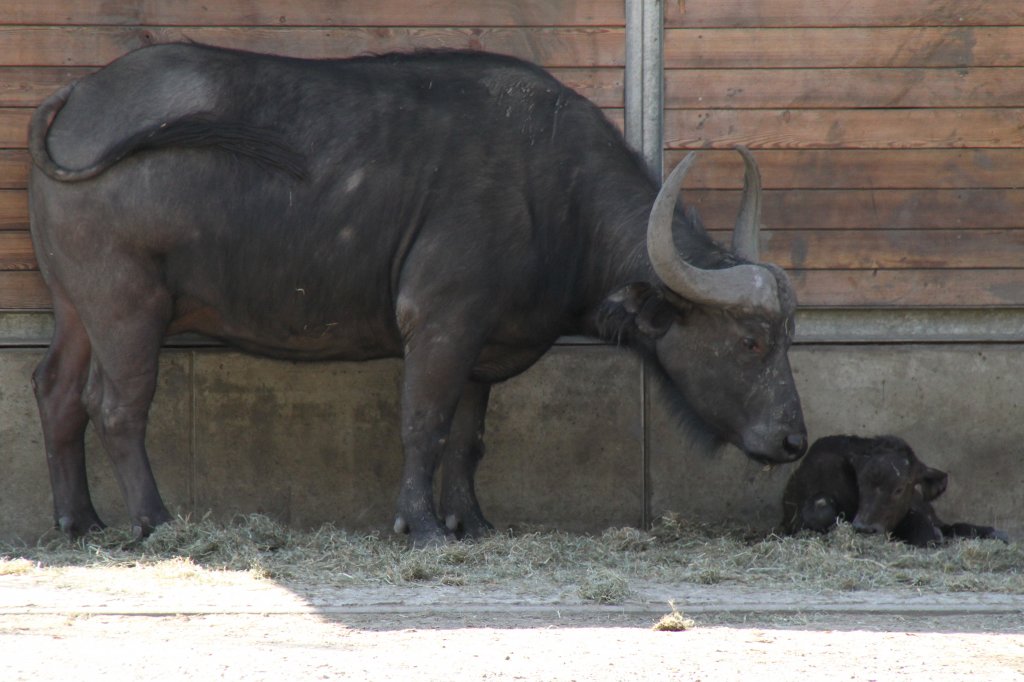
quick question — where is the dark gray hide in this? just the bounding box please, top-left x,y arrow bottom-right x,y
29,44 -> 806,546
781,435 -> 1008,547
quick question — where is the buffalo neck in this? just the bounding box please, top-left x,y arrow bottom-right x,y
573,169 -> 737,338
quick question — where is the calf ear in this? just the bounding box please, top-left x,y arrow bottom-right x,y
596,283 -> 681,343
918,467 -> 948,501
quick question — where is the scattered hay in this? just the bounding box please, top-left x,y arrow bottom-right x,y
0,557 -> 36,575
578,568 -> 631,604
601,526 -> 654,552
652,602 -> 696,632
1,513 -> 1021,597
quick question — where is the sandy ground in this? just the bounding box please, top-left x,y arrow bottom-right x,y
2,567 -> 1023,681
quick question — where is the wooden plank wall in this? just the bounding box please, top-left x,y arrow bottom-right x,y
0,0 -> 626,310
669,1 -> 1024,307
2,2 -> 1023,311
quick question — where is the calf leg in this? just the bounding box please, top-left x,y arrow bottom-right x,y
939,522 -> 1009,543
892,507 -> 943,547
32,293 -> 102,538
800,494 -> 840,532
440,381 -> 494,539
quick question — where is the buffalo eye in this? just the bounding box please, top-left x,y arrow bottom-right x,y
891,485 -> 906,498
741,336 -> 762,353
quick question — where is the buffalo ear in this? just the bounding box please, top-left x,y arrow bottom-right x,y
596,283 -> 680,342
918,466 -> 949,501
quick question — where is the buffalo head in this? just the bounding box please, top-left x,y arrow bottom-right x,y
850,437 -> 948,535
602,148 -> 807,464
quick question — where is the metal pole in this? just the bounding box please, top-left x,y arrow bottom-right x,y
641,0 -> 664,180
624,0 -> 644,156
625,0 -> 665,531
624,0 -> 664,180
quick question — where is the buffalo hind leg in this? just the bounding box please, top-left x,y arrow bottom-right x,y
32,293 -> 103,538
440,381 -> 494,540
79,279 -> 173,539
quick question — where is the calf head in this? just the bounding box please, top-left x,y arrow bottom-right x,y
851,436 -> 948,535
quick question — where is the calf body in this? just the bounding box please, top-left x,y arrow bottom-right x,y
29,44 -> 807,546
781,435 -> 1007,547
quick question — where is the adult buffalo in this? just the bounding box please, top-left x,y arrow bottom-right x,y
29,44 -> 807,546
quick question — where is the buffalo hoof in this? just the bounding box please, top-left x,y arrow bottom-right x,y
394,515 -> 450,549
130,518 -> 155,542
412,531 -> 450,549
57,513 -> 106,540
130,508 -> 173,541
409,525 -> 451,550
444,512 -> 495,541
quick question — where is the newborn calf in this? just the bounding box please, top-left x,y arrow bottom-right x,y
781,435 -> 1008,547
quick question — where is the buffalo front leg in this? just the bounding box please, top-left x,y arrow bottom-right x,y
440,381 -> 494,539
393,336 -> 484,548
32,294 -> 104,538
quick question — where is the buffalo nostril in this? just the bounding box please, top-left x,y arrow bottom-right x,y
783,433 -> 807,457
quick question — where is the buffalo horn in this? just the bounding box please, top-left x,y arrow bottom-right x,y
732,146 -> 762,261
646,148 -> 779,312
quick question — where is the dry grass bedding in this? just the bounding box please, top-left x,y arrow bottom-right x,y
1,513 -> 1021,603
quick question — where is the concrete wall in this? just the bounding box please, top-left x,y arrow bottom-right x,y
2,333 -> 1021,543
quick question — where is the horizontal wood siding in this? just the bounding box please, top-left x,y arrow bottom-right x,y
665,1 -> 1024,28
3,2 -> 1023,311
0,2 -> 625,310
667,1 -> 1024,307
2,2 -> 628,27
